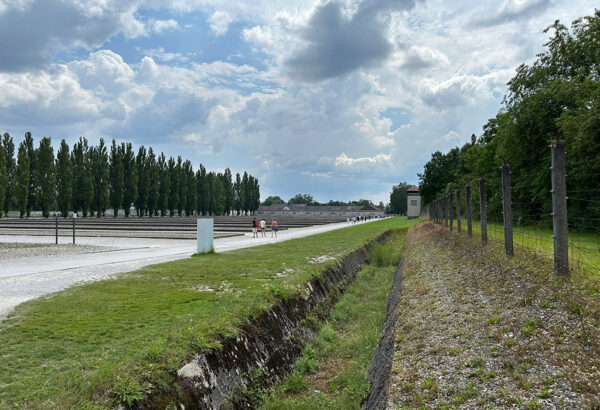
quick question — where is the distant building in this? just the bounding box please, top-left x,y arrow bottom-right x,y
257,204 -> 385,218
407,185 -> 421,219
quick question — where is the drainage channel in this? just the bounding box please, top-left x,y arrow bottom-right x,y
140,230 -> 392,409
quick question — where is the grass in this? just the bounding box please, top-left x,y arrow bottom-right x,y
0,217 -> 419,409
260,228 -> 408,410
459,221 -> 600,278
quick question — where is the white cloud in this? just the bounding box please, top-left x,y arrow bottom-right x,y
334,152 -> 392,170
208,11 -> 234,35
150,18 -> 179,34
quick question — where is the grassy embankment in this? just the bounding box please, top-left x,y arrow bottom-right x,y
261,229 -> 407,409
0,217 -> 418,409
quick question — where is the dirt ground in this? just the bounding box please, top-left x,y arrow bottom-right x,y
389,222 -> 600,408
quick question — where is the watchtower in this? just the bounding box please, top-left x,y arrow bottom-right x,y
407,185 -> 421,219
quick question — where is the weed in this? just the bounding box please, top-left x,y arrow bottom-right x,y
488,316 -> 501,325
449,347 -> 461,356
111,377 -> 144,407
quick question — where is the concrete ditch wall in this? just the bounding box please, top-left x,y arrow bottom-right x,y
141,230 -> 391,409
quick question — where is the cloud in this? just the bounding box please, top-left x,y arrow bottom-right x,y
399,45 -> 449,70
150,18 -> 179,34
0,0 -> 141,71
283,0 -> 418,82
334,152 -> 392,171
209,11 -> 234,35
470,0 -> 552,27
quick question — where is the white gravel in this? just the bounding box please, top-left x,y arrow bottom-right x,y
0,219 -> 383,320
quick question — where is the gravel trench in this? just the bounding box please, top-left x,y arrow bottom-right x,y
388,222 -> 600,408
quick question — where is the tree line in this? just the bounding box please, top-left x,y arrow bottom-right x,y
0,133 -> 260,218
418,11 -> 600,227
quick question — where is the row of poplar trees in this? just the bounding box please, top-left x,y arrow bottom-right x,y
0,133 -> 261,218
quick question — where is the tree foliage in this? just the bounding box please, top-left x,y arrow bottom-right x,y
56,139 -> 72,217
419,11 -> 600,226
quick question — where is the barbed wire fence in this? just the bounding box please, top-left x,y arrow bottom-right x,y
424,141 -> 599,278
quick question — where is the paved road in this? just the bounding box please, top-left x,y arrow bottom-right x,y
0,220 -> 380,320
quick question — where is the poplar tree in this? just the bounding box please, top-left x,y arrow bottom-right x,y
184,160 -> 195,216
91,138 -> 109,217
147,147 -> 158,216
167,156 -> 177,216
234,172 -> 241,215
223,168 -> 233,215
135,146 -> 148,216
241,171 -> 249,215
2,133 -> 15,215
0,145 -> 7,218
176,156 -> 184,216
55,139 -> 72,217
122,142 -> 137,217
196,164 -> 208,216
157,153 -> 169,216
23,132 -> 36,216
109,140 -> 124,217
15,142 -> 29,218
71,137 -> 93,217
35,137 -> 55,218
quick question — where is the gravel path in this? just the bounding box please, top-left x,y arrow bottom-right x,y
389,223 -> 600,408
0,243 -> 114,259
0,219 -> 381,320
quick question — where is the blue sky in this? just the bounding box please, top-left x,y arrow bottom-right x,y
0,0 -> 597,204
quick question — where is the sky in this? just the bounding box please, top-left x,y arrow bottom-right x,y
0,0 -> 597,204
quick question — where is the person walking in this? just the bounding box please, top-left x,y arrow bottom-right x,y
271,218 -> 278,238
260,218 -> 266,237
252,217 -> 259,238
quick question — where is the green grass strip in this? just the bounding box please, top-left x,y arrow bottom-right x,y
0,217 -> 418,409
260,229 -> 408,409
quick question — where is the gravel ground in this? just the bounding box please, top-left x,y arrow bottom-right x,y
389,222 -> 600,408
0,243 -> 114,260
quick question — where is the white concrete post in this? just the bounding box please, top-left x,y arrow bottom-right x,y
197,218 -> 214,254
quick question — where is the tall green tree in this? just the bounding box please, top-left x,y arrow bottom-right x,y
135,146 -> 149,217
222,168 -> 233,215
261,196 -> 284,206
35,137 -> 55,218
108,140 -> 124,217
122,143 -> 137,217
167,156 -> 177,216
184,160 -> 195,216
196,164 -> 208,216
233,172 -> 242,215
90,138 -> 109,217
389,182 -> 410,215
23,132 -> 36,216
55,139 -> 72,217
250,175 -> 260,214
241,171 -> 249,215
2,133 -> 15,215
15,142 -> 29,218
0,144 -> 7,218
157,153 -> 169,216
71,137 -> 93,217
176,156 -> 184,216
289,193 -> 314,205
147,148 -> 158,217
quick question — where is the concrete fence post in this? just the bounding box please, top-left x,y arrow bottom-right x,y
479,178 -> 487,245
551,141 -> 569,276
466,185 -> 472,238
456,189 -> 462,233
449,192 -> 454,232
501,165 -> 513,256
444,196 -> 448,228
55,214 -> 59,244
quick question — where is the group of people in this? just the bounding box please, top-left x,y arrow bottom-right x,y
252,217 -> 278,238
346,215 -> 375,224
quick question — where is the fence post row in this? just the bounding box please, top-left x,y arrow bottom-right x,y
456,189 -> 462,233
479,179 -> 487,245
501,165 -> 514,256
466,185 -> 472,238
449,193 -> 454,231
551,141 -> 569,276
